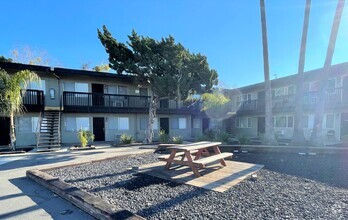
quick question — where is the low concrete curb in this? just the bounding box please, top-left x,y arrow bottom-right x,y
220,144 -> 348,154
26,169 -> 144,220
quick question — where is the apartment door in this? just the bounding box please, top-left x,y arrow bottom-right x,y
342,76 -> 348,103
202,118 -> 210,133
92,83 -> 104,106
340,113 -> 348,138
0,117 -> 10,146
257,117 -> 265,135
257,91 -> 265,110
93,117 -> 105,141
160,118 -> 169,134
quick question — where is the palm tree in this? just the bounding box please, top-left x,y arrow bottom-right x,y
292,0 -> 311,145
260,0 -> 277,145
0,69 -> 40,150
311,0 -> 345,146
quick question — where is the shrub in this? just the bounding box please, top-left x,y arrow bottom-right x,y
172,136 -> 183,144
159,130 -> 170,143
195,135 -> 208,142
77,130 -> 95,147
120,133 -> 133,144
216,132 -> 230,143
237,135 -> 250,145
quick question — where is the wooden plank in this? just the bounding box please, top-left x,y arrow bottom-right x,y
193,153 -> 233,168
158,150 -> 198,160
168,142 -> 221,151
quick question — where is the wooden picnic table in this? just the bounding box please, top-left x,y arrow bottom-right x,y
158,141 -> 233,177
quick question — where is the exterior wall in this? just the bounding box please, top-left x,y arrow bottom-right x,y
44,77 -> 60,107
15,112 -> 40,147
235,116 -> 258,137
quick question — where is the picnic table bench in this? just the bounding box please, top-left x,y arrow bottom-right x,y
158,141 -> 233,177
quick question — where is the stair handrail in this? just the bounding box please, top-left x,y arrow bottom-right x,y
58,111 -> 61,145
36,110 -> 43,149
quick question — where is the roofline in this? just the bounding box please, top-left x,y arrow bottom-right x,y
231,62 -> 348,92
0,61 -> 134,81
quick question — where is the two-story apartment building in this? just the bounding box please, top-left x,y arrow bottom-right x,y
223,62 -> 348,143
0,62 -> 209,150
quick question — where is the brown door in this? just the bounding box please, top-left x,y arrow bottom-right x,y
0,117 -> 10,145
93,117 -> 105,141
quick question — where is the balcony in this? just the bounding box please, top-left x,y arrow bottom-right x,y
62,91 -> 199,114
236,87 -> 348,114
21,89 -> 44,112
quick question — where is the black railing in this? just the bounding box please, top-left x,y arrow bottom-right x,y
236,87 -> 348,114
21,89 -> 44,112
63,91 -> 199,114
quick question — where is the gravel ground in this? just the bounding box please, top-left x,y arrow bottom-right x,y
47,152 -> 348,219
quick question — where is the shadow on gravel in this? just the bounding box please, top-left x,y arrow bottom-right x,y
232,152 -> 348,189
90,173 -> 180,193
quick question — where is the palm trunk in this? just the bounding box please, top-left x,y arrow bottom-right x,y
9,112 -> 16,151
292,0 -> 311,145
260,0 -> 277,145
146,92 -> 158,143
311,0 -> 345,146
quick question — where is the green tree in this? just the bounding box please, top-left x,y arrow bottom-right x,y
0,69 -> 40,150
98,26 -> 218,142
292,0 -> 311,145
311,0 -> 345,146
260,0 -> 277,145
0,56 -> 13,62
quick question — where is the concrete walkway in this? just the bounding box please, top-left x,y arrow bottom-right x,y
0,144 -> 154,219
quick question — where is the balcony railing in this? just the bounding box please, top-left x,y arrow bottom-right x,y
62,91 -> 199,114
21,89 -> 44,112
236,87 -> 348,114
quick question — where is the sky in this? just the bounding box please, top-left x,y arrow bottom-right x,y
1,0 -> 348,88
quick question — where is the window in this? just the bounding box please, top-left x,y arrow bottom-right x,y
140,117 -> 158,130
139,88 -> 148,96
18,117 -> 38,132
236,117 -> 251,128
287,116 -> 294,128
242,94 -> 251,101
63,82 -> 88,92
327,79 -> 336,92
107,85 -> 117,94
118,86 -> 127,95
310,81 -> 319,92
64,82 -> 75,92
179,118 -> 187,129
274,116 -> 287,127
65,117 -> 89,131
302,115 -> 309,128
118,117 -> 129,130
108,117 -> 118,130
287,86 -> 295,95
326,114 -> 335,129
171,118 -> 179,129
274,116 -> 293,128
65,117 -> 76,132
108,117 -> 129,130
193,118 -> 200,129
272,88 -> 286,97
77,117 -> 89,131
29,80 -> 46,94
75,83 -> 88,93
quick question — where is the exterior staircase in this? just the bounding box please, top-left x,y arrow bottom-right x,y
36,110 -> 61,151
225,117 -> 237,136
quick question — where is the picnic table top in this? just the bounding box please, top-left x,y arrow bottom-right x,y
168,141 -> 222,151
